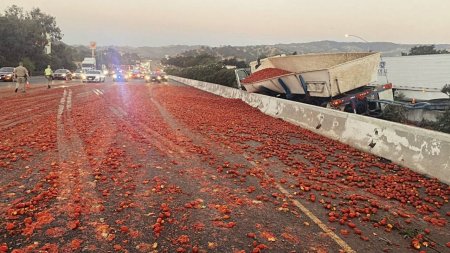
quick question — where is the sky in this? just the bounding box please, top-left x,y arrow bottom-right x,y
2,0 -> 450,47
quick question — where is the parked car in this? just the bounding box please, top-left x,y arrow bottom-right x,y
0,67 -> 15,82
146,71 -> 168,83
72,69 -> 85,79
53,69 -> 72,80
82,70 -> 106,83
112,70 -> 128,82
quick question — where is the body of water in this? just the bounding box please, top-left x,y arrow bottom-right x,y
377,54 -> 450,89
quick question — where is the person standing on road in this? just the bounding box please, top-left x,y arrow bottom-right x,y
44,65 -> 53,89
13,62 -> 29,93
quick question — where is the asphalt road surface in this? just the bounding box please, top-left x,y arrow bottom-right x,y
0,78 -> 449,253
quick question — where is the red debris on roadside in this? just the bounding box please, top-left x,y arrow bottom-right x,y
1,82 -> 449,253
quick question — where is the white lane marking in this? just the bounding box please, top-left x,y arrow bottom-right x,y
57,89 -> 67,119
247,159 -> 356,253
93,89 -> 104,96
116,106 -> 127,116
57,89 -> 67,161
66,90 -> 72,111
54,83 -> 86,89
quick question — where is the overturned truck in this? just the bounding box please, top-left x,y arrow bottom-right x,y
235,52 -> 393,114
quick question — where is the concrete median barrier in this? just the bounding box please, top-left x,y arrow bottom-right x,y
170,76 -> 450,185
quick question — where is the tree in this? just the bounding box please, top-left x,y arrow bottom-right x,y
162,54 -> 218,68
163,53 -> 246,87
121,52 -> 141,65
0,5 -> 68,73
433,109 -> 450,134
49,42 -> 77,70
222,58 -> 248,68
100,48 -> 122,66
4,5 -> 24,19
405,45 -> 449,56
28,8 -> 62,41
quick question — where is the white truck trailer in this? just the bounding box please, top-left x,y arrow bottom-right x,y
236,52 -> 393,114
81,57 -> 96,71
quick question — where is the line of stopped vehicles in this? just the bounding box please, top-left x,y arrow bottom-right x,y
0,67 -> 78,82
79,68 -> 168,83
77,68 -> 168,83
111,69 -> 168,83
0,66 -> 168,84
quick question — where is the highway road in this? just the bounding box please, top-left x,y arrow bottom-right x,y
0,78 -> 449,252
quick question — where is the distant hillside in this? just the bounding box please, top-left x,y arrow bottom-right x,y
180,45 -> 285,62
78,41 -> 450,62
97,45 -> 203,59
181,41 -> 450,62
274,41 -> 450,57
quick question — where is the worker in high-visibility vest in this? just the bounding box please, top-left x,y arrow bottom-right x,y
44,65 -> 53,89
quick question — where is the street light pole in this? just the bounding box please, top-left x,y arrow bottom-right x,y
345,34 -> 369,43
345,34 -> 370,51
345,34 -> 387,81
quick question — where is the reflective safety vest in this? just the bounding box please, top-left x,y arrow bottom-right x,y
44,68 -> 53,76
